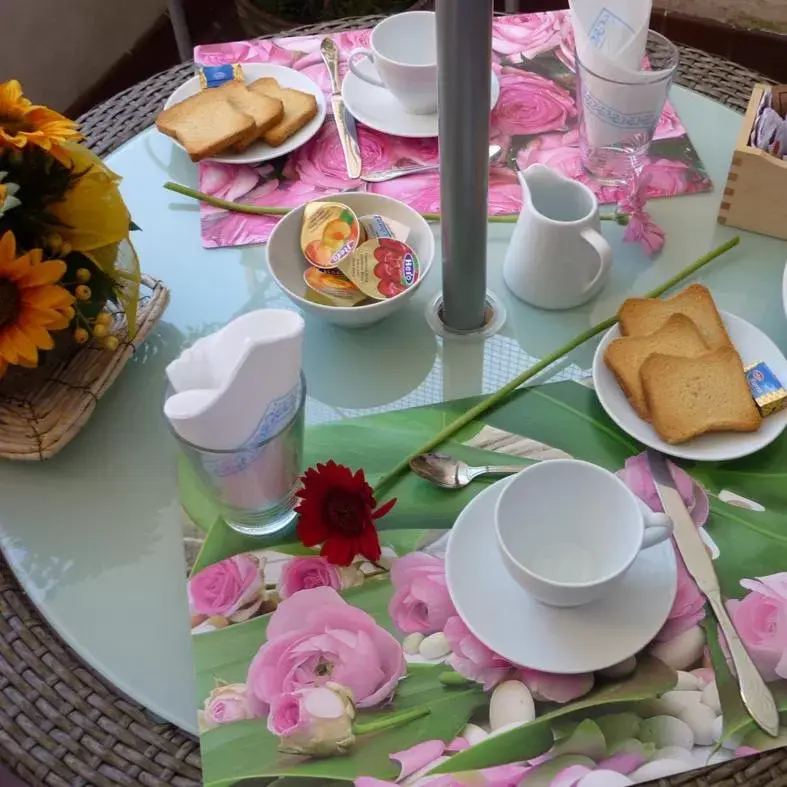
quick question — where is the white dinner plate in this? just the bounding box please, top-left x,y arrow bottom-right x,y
593,311 -> 787,462
342,70 -> 500,139
162,63 -> 326,165
445,478 -> 677,675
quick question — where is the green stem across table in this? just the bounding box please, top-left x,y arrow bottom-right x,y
161,180 -> 741,494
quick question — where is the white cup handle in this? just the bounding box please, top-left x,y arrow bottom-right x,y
641,509 -> 673,549
348,48 -> 385,87
580,227 -> 613,294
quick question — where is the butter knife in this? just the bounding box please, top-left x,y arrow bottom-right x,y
320,38 -> 362,179
646,450 -> 779,737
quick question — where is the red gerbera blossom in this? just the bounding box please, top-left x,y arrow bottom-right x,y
295,460 -> 397,566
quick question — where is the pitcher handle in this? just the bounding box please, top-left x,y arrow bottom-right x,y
580,228 -> 613,294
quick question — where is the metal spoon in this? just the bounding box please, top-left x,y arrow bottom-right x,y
360,144 -> 503,183
409,452 -> 524,489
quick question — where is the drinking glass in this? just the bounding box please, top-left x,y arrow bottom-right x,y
576,30 -> 679,183
172,374 -> 305,537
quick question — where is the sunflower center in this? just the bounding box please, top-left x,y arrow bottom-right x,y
0,277 -> 21,330
0,112 -> 32,136
324,489 -> 365,537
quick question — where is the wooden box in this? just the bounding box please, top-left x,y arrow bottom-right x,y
718,83 -> 787,240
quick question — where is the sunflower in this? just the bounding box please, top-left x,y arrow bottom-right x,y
0,80 -> 82,166
0,230 -> 74,379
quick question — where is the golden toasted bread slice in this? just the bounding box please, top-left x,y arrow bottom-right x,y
217,81 -> 284,151
604,314 -> 710,420
248,77 -> 318,147
156,90 -> 254,161
641,347 -> 761,444
618,284 -> 732,350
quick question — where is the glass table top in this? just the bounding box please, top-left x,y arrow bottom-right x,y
0,85 -> 785,734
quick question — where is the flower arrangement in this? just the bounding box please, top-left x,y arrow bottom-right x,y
0,80 -> 139,382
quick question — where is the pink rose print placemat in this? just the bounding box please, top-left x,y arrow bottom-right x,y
194,12 -> 712,249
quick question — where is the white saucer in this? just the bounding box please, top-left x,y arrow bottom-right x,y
444,478 -> 677,675
162,63 -> 326,165
593,311 -> 787,462
342,71 -> 500,139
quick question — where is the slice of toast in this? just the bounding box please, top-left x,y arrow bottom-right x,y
248,77 -> 318,146
618,284 -> 732,350
217,82 -> 284,151
641,346 -> 762,444
156,90 -> 254,161
604,314 -> 710,420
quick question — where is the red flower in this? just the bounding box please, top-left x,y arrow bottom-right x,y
295,460 -> 397,566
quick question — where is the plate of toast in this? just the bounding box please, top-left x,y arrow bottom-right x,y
156,64 -> 326,164
593,283 -> 787,461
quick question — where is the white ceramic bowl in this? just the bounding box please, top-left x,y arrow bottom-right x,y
267,192 -> 435,328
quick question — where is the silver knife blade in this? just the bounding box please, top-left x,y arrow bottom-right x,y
646,450 -> 779,736
320,39 -> 362,179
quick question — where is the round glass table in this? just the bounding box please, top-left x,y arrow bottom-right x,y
0,84 -> 786,744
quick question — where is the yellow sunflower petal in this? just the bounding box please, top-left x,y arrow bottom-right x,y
41,313 -> 70,331
0,231 -> 17,264
0,257 -> 30,281
17,259 -> 66,288
20,284 -> 73,309
6,325 -> 38,364
17,316 -> 55,351
0,331 -> 20,364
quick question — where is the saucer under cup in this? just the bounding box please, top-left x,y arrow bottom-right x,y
593,311 -> 787,462
495,459 -> 672,608
445,477 -> 677,674
162,63 -> 326,165
343,71 -> 500,139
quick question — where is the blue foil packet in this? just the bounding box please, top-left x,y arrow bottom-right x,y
745,361 -> 787,416
198,64 -> 243,90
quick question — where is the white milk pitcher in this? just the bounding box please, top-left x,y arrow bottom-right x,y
503,164 -> 612,310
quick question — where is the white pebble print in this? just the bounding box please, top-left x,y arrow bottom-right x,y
461,723 -> 489,746
701,681 -> 721,714
675,671 -> 701,691
418,632 -> 451,660
403,633 -> 424,655
489,681 -> 535,731
679,703 -> 718,746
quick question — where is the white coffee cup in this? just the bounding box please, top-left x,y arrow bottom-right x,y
495,459 -> 672,608
348,11 -> 438,115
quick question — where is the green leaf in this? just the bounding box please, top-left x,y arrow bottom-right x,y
552,719 -> 606,760
595,713 -> 643,751
431,657 -> 676,773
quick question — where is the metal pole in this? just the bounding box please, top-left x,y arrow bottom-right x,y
168,0 -> 193,63
436,0 -> 494,332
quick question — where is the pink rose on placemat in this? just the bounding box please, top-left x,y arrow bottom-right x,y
492,12 -> 564,59
518,668 -> 594,703
369,171 -> 441,213
657,557 -> 707,642
555,21 -> 576,72
198,683 -> 255,731
286,122 -> 395,191
641,158 -> 692,198
492,67 -> 575,137
268,683 -> 356,756
200,161 -> 263,205
389,553 -> 456,635
444,615 -> 513,690
654,101 -> 686,141
488,168 -> 523,214
188,554 -> 264,618
278,555 -> 360,599
617,453 -> 709,527
195,38 -> 298,66
246,587 -> 406,714
726,573 -> 787,682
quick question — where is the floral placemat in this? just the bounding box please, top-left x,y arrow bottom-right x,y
180,380 -> 786,786
193,11 -> 712,249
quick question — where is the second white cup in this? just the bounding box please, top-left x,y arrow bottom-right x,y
495,459 -> 673,608
348,11 -> 438,115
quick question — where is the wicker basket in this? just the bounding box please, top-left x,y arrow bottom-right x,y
0,274 -> 169,461
235,0 -> 432,37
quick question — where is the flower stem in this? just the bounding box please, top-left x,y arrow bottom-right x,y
353,706 -> 430,736
163,182 -> 620,225
372,236 -> 740,496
